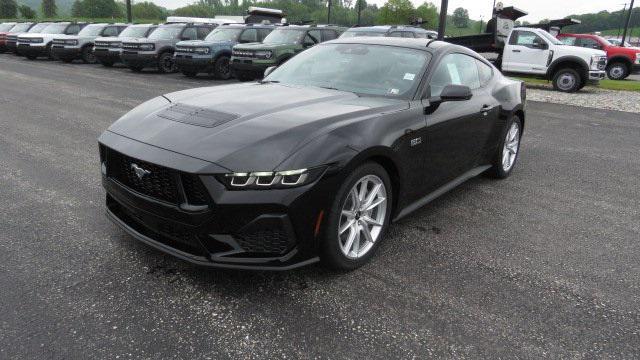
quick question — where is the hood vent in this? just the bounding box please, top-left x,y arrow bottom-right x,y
157,103 -> 239,128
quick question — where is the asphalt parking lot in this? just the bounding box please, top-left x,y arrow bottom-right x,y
1,55 -> 639,359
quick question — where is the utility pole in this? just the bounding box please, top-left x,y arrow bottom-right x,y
437,0 -> 448,40
357,0 -> 362,26
621,0 -> 635,46
617,3 -> 627,38
479,15 -> 483,34
327,0 -> 332,24
126,0 -> 132,23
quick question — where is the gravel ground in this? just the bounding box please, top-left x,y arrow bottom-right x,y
1,55 -> 640,358
528,86 -> 640,114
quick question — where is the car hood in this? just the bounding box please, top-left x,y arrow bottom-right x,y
235,42 -> 284,50
557,44 -> 606,57
178,39 -> 235,47
107,83 -> 407,171
52,34 -> 78,40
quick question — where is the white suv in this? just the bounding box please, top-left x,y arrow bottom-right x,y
51,23 -> 128,63
17,22 -> 87,60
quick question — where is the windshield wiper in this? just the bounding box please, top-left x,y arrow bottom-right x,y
258,80 -> 280,84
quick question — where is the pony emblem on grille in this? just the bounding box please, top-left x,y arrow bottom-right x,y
131,163 -> 151,179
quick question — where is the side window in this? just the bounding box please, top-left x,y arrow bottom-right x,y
197,27 -> 211,40
322,29 -> 338,41
429,53 -> 480,97
239,28 -> 258,43
577,37 -> 602,50
181,27 -> 197,41
66,25 -> 80,35
307,30 -> 322,43
388,31 -> 403,37
414,32 -> 428,39
402,32 -> 415,38
258,28 -> 272,41
102,26 -> 118,37
560,36 -> 577,46
476,59 -> 493,87
510,30 -> 543,47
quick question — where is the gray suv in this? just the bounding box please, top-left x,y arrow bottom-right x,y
52,23 -> 128,63
121,22 -> 216,73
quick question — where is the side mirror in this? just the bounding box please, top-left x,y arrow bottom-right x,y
263,66 -> 277,77
424,85 -> 472,114
532,39 -> 548,50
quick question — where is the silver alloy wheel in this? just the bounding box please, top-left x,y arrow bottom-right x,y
609,64 -> 625,79
557,72 -> 577,91
338,175 -> 387,259
502,122 -> 520,172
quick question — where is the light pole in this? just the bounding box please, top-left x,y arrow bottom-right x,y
126,0 -> 132,23
437,0 -> 448,40
327,0 -> 332,24
621,0 -> 635,46
617,3 -> 628,38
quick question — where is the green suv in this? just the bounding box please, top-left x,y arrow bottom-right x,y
230,25 -> 344,81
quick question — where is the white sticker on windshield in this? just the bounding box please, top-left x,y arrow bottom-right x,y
403,73 -> 415,81
389,88 -> 399,95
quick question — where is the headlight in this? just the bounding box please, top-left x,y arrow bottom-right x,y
635,53 -> 640,64
590,55 -> 605,70
194,47 -> 210,55
139,43 -> 155,51
216,167 -> 326,190
255,50 -> 273,59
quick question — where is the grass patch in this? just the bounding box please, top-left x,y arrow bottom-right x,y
512,76 -> 640,92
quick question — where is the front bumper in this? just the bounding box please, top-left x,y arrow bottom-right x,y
632,64 -> 640,75
94,48 -> 121,62
175,54 -> 212,72
230,57 -> 273,77
51,46 -> 81,60
99,131 -> 337,270
17,43 -> 47,57
121,51 -> 158,68
588,70 -> 606,83
6,40 -> 17,53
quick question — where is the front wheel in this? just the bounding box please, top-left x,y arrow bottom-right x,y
81,45 -> 97,64
321,162 -> 393,270
157,52 -> 176,73
552,68 -> 580,92
488,115 -> 522,179
213,55 -> 231,80
606,62 -> 629,80
234,70 -> 255,82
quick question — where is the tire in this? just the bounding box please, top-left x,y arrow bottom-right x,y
81,45 -> 97,64
235,71 -> 254,82
129,65 -> 144,72
488,115 -> 522,179
320,162 -> 393,270
606,61 -> 629,80
157,52 -> 176,74
552,68 -> 581,92
99,60 -> 114,67
181,70 -> 198,78
46,44 -> 54,60
213,55 -> 231,80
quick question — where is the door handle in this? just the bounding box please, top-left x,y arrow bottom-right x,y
512,49 -> 521,53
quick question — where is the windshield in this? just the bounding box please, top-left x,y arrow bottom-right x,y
538,30 -> 563,45
148,25 -> 183,40
205,28 -> 242,42
340,30 -> 386,38
119,26 -> 150,38
78,24 -> 105,37
28,23 -> 50,33
0,24 -> 15,32
42,23 -> 69,34
263,29 -> 305,44
265,43 -> 430,98
10,23 -> 31,32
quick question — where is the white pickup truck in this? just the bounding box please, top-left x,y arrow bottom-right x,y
448,5 -> 607,92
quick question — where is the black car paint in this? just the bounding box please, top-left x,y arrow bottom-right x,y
99,38 -> 525,269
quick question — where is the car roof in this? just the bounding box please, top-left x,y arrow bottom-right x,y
346,25 -> 429,33
325,36 -> 456,53
219,23 -> 274,29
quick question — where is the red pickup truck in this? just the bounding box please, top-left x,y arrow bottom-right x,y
557,33 -> 640,80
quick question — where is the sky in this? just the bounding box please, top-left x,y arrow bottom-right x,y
152,0 -> 629,23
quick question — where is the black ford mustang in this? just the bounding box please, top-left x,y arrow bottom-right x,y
99,37 -> 525,270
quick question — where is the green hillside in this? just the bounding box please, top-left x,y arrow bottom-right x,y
17,0 -> 74,16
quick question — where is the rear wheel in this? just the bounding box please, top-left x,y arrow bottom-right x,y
321,162 -> 393,270
213,55 -> 231,80
552,67 -> 580,92
81,45 -> 97,64
606,62 -> 629,80
157,52 -> 176,73
489,115 -> 522,179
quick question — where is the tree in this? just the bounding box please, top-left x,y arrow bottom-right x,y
19,4 -> 36,18
0,0 -> 17,18
72,0 -> 122,18
41,0 -> 57,17
132,2 -> 167,20
71,0 -> 82,16
415,2 -> 438,28
377,0 -> 415,25
172,3 -> 215,17
452,7 -> 469,28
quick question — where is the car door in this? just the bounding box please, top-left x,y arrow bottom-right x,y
502,30 -> 550,74
421,53 -> 498,192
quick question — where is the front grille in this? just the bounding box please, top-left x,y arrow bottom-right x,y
236,228 -> 291,254
597,57 -> 607,71
232,49 -> 254,58
122,43 -> 139,50
7,35 -> 17,41
52,39 -> 66,45
95,41 -> 120,48
176,46 -> 194,53
103,147 -> 211,206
